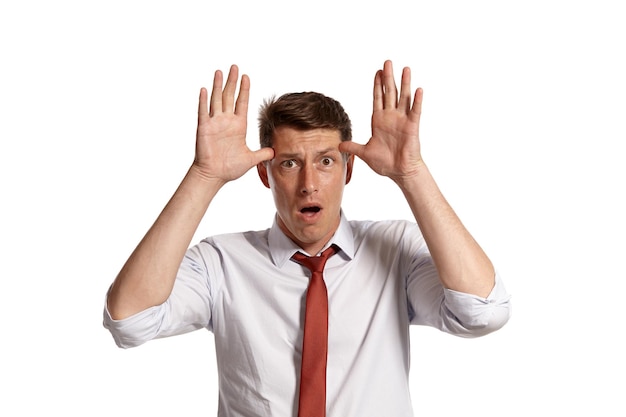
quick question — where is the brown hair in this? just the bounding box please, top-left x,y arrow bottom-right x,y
258,91 -> 352,148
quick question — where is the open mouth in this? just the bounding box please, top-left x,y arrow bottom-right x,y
300,206 -> 321,214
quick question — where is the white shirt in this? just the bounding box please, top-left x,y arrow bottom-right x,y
104,213 -> 511,417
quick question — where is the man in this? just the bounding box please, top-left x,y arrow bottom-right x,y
104,60 -> 511,416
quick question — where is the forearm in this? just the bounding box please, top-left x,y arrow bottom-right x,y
107,165 -> 225,320
397,163 -> 495,298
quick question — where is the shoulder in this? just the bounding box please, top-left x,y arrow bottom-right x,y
347,218 -> 427,257
348,218 -> 420,239
346,219 -> 424,253
189,228 -> 271,258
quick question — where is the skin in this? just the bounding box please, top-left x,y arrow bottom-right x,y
107,66 -> 273,320
257,127 -> 354,255
107,60 -> 494,321
339,61 -> 494,298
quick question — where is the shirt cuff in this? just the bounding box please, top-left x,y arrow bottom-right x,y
442,271 -> 511,335
102,295 -> 162,349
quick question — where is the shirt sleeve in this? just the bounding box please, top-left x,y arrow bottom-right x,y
102,242 -> 217,349
404,223 -> 511,337
439,272 -> 511,337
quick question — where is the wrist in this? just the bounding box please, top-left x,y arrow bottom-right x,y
392,160 -> 429,191
188,161 -> 228,188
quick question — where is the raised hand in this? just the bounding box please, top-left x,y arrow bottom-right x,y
339,60 -> 424,185
193,65 -> 274,183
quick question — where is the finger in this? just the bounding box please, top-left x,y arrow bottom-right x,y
198,87 -> 208,122
373,70 -> 383,112
209,69 -> 223,117
222,65 -> 239,113
234,74 -> 250,117
398,67 -> 412,114
383,60 -> 398,109
409,87 -> 423,123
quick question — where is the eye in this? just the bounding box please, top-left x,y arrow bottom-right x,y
321,157 -> 334,166
280,159 -> 298,169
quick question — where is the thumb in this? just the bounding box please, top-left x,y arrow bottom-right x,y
338,141 -> 367,159
251,147 -> 275,165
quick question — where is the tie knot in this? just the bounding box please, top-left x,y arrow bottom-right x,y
291,245 -> 338,273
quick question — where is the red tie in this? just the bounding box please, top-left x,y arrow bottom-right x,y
291,245 -> 338,417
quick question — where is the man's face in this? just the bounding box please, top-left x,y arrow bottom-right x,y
257,126 -> 353,255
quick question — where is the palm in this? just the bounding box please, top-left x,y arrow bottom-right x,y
340,61 -> 424,184
194,66 -> 273,182
368,104 -> 422,180
195,104 -> 253,180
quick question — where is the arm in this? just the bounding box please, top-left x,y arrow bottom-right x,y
107,65 -> 274,320
339,60 -> 494,298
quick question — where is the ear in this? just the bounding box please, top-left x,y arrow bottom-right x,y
345,154 -> 355,185
257,162 -> 271,188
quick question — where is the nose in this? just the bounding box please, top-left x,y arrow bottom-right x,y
300,163 -> 318,195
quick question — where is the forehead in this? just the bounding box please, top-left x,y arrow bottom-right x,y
272,126 -> 342,153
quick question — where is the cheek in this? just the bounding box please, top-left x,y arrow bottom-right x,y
324,174 -> 347,194
269,179 -> 293,207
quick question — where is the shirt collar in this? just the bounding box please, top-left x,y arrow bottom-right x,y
268,210 -> 355,268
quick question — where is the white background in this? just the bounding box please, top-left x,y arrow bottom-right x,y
1,1 -> 624,415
